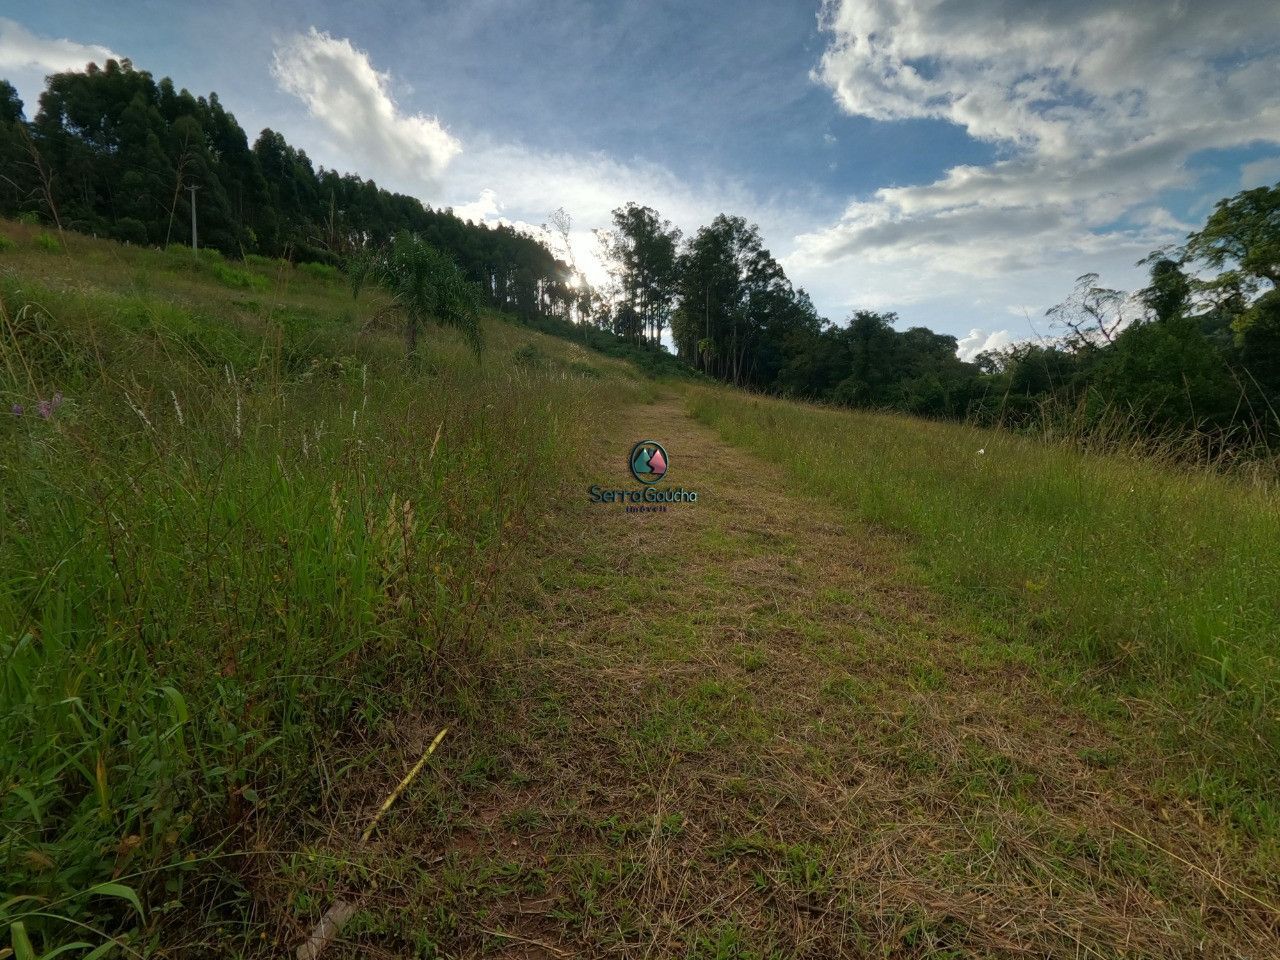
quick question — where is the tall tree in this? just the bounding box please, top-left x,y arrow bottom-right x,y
1139,257 -> 1191,324
1046,273 -> 1128,350
4,58 -> 579,319
671,215 -> 805,386
0,81 -> 30,214
1182,184 -> 1280,295
601,203 -> 680,346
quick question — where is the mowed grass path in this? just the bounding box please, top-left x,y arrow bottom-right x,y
307,395 -> 1278,959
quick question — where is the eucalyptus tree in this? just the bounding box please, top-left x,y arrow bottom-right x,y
6,58 -> 577,319
601,203 -> 681,346
671,214 -> 796,386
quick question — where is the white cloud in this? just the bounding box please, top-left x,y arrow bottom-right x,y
267,30 -> 788,297
439,138 -> 814,296
271,28 -> 460,189
1130,206 -> 1196,234
261,11 -> 1280,352
268,29 -> 798,296
0,17 -> 119,73
957,327 -> 1014,361
0,17 -> 122,108
799,1 -> 1280,288
451,188 -> 502,223
1241,156 -> 1280,189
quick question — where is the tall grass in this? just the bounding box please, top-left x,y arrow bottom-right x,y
1000,390 -> 1280,475
688,387 -> 1280,832
0,224 -> 640,953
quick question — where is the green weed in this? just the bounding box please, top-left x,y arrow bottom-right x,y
0,223 -> 643,953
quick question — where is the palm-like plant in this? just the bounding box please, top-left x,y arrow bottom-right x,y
350,231 -> 483,357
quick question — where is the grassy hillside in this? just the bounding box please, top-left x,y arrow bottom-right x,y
292,393 -> 1277,958
4,223 -> 1279,958
689,388 -> 1280,833
0,221 -> 648,953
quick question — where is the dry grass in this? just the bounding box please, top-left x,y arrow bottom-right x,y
275,396 -> 1280,958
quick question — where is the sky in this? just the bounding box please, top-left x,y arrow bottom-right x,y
3,1 -> 1279,357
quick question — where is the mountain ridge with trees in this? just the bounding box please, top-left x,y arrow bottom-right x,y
3,58 -> 1278,455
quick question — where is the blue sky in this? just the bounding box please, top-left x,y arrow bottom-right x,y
3,2 -> 1279,356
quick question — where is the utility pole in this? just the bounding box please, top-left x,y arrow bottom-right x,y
188,183 -> 200,252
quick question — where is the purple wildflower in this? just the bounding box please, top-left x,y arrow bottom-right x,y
10,403 -> 22,416
34,392 -> 64,419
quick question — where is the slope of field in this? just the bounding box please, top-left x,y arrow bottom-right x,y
3,224 -> 1278,958
0,221 -> 649,954
688,389 -> 1280,836
286,394 -> 1278,958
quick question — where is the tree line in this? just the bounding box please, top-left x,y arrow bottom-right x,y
0,59 -> 580,322
3,58 -> 1278,451
595,193 -> 1280,450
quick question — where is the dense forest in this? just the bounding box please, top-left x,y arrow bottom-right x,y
597,199 -> 1280,451
0,60 -> 583,323
3,58 -> 1278,451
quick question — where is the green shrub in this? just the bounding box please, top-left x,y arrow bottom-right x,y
350,232 -> 483,356
0,234 -> 15,252
297,260 -> 341,283
524,312 -> 697,380
210,261 -> 269,291
34,232 -> 61,253
111,217 -> 149,245
513,343 -> 549,367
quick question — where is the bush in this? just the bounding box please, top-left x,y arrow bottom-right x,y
34,232 -> 61,253
513,343 -> 549,367
1086,317 -> 1239,434
210,261 -> 269,291
350,233 -> 483,356
1237,290 -> 1280,402
244,253 -> 286,270
523,312 -> 697,380
297,261 -> 341,284
111,217 -> 149,245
